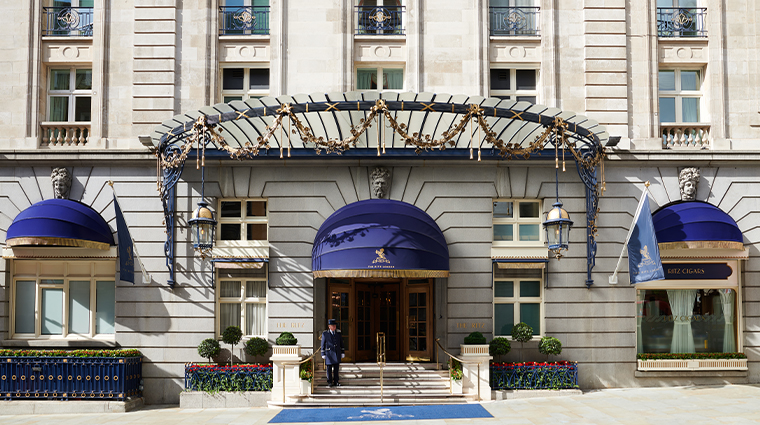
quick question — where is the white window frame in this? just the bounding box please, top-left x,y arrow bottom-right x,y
216,198 -> 269,248
492,199 -> 544,247
10,260 -> 116,340
489,66 -> 539,103
220,65 -> 270,103
47,67 -> 92,122
493,270 -> 544,339
658,68 -> 704,124
355,65 -> 405,92
216,270 -> 268,338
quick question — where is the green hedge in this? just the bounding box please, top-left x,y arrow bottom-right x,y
0,349 -> 142,358
637,352 -> 746,360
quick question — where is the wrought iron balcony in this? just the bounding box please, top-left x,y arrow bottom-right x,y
219,6 -> 270,35
657,7 -> 707,37
489,7 -> 540,36
355,6 -> 405,35
42,7 -> 93,37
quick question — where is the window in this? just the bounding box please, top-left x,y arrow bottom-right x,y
656,0 -> 705,38
356,0 -> 404,35
489,0 -> 539,36
658,69 -> 702,123
217,266 -> 268,337
494,268 -> 543,337
217,199 -> 268,243
219,0 -> 270,35
221,68 -> 269,103
47,68 -> 92,122
638,288 -> 737,354
356,67 -> 403,91
489,69 -> 537,103
44,0 -> 94,36
11,260 -> 115,339
492,200 -> 542,244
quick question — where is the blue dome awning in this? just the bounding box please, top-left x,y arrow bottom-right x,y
6,199 -> 114,250
312,199 -> 449,278
652,200 -> 743,250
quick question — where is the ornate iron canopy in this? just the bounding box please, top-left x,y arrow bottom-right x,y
153,91 -> 607,288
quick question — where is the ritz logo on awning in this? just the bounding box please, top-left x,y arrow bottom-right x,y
368,248 -> 394,269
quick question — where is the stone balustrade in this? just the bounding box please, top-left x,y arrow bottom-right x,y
661,124 -> 710,149
40,122 -> 90,147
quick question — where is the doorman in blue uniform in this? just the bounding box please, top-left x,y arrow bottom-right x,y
321,318 -> 345,387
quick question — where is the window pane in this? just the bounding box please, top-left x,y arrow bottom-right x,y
247,224 -> 267,241
223,68 -> 245,90
42,288 -> 64,335
75,69 -> 92,90
519,202 -> 539,218
96,281 -> 115,334
80,0 -> 95,6
220,303 -> 241,331
224,96 -> 243,103
50,69 -> 70,90
246,281 -> 266,298
682,98 -> 700,122
384,68 -> 403,90
220,281 -> 242,298
493,224 -> 513,241
495,281 -> 514,298
494,303 -> 514,336
516,96 -> 536,103
69,280 -> 90,334
659,97 -> 676,123
246,201 -> 266,217
680,71 -> 699,91
220,223 -> 241,240
14,281 -> 36,334
221,201 -> 242,218
493,201 -> 513,218
357,69 -> 377,90
74,96 -> 91,121
519,224 -> 539,241
520,280 -> 541,297
246,303 -> 266,335
490,69 -> 510,90
520,303 -> 541,335
249,69 -> 269,89
659,70 -> 675,91
515,70 -> 536,90
640,289 -> 674,353
49,97 -> 69,122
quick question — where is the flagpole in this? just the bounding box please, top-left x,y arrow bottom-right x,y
609,181 -> 650,284
108,181 -> 151,284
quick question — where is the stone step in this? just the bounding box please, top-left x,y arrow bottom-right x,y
313,387 -> 453,395
275,394 -> 470,407
314,372 -> 449,381
314,379 -> 450,387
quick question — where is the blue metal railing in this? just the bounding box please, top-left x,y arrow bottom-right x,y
219,6 -> 270,35
489,7 -> 540,36
185,363 -> 273,392
490,362 -> 578,390
657,7 -> 707,37
355,6 -> 405,35
42,7 -> 93,36
0,356 -> 142,400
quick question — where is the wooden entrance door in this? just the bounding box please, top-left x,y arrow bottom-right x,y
328,281 -> 352,362
405,280 -> 433,361
355,282 -> 400,362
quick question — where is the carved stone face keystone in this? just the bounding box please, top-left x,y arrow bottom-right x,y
678,167 -> 700,201
51,167 -> 72,199
370,166 -> 390,199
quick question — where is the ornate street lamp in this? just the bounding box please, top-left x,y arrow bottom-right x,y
189,201 -> 216,258
543,169 -> 573,259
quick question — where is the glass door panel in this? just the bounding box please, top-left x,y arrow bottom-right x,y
356,285 -> 373,361
329,282 -> 352,361
405,280 -> 433,361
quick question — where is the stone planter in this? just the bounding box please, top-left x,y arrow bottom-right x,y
458,345 -> 493,401
637,358 -> 748,371
451,378 -> 463,394
460,344 -> 490,356
300,379 -> 312,395
272,345 -> 301,358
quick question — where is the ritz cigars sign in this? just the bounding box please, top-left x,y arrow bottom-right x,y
663,263 -> 733,280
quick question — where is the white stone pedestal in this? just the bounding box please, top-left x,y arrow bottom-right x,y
271,345 -> 303,403
460,345 -> 492,401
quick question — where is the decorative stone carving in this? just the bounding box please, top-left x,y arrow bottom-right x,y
52,167 -> 72,199
679,167 -> 700,201
370,166 -> 390,199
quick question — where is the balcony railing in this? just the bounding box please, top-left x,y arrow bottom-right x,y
42,7 -> 93,36
40,122 -> 90,147
219,6 -> 270,35
657,7 -> 707,37
355,6 -> 405,35
489,7 -> 540,36
661,124 -> 710,149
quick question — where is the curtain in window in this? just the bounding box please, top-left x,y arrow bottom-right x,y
720,289 -> 736,352
246,303 -> 266,335
42,288 -> 64,335
14,281 -> 36,334
221,280 -> 241,297
69,281 -> 90,334
357,69 -> 376,90
681,98 -> 699,122
96,281 -> 115,334
220,303 -> 241,331
667,289 -> 696,353
637,290 -> 644,353
385,69 -> 403,90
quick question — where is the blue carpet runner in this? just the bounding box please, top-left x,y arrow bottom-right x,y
269,404 -> 493,423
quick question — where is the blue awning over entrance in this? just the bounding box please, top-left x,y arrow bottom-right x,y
652,200 -> 743,250
312,199 -> 449,278
5,199 -> 114,250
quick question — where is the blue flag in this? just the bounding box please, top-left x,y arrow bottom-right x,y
627,188 -> 665,284
114,194 -> 135,284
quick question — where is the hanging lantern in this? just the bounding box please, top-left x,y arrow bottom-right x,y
543,201 -> 573,259
189,201 -> 216,257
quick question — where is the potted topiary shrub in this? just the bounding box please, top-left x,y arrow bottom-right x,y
489,337 -> 511,363
222,326 -> 243,366
460,331 -> 489,356
538,336 -> 562,362
273,331 -> 301,357
511,322 -> 533,362
198,338 -> 221,364
245,336 -> 269,360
